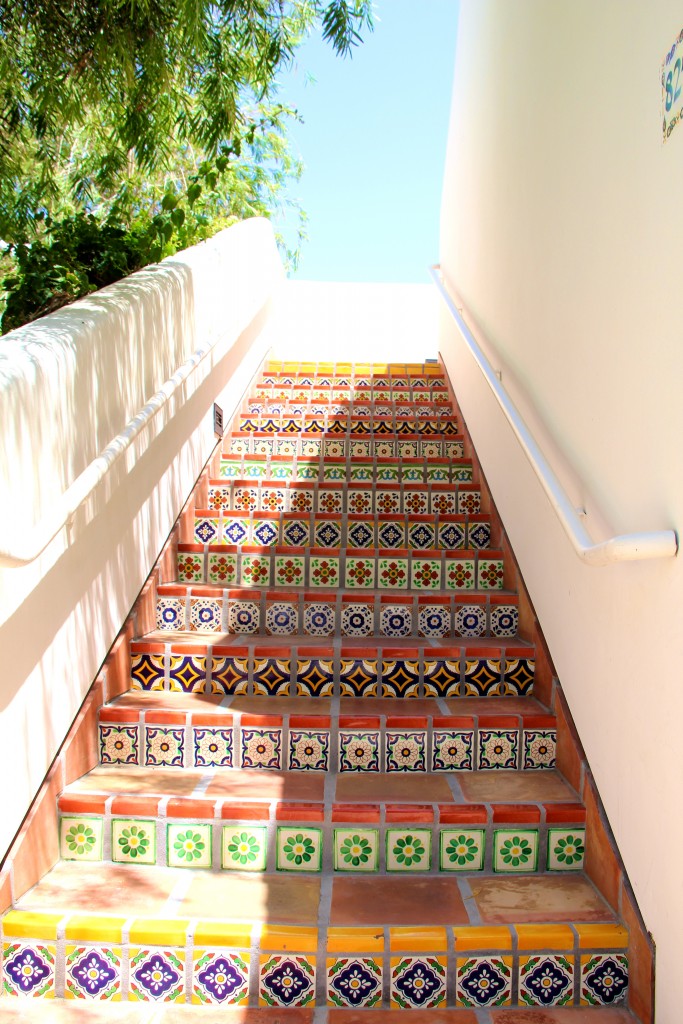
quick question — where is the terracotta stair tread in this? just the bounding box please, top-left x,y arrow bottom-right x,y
139,630 -> 527,648
62,765 -> 577,806
13,861 -> 616,927
0,1009 -> 640,1024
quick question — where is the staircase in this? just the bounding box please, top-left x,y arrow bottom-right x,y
0,359 -> 640,1019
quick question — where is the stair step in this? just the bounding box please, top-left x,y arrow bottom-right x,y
2,895 -> 627,1007
224,435 -> 465,459
219,454 -> 467,482
160,580 -> 517,637
97,693 -> 556,773
129,638 -> 535,698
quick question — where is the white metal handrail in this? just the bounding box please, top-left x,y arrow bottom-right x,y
430,265 -> 678,566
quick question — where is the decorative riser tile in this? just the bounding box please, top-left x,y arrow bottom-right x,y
196,482 -> 482,517
1,912 -> 629,1007
130,641 -> 535,698
160,585 -> 517,637
57,804 -> 584,875
223,437 -> 466,459
184,514 -> 492,552
98,705 -> 555,772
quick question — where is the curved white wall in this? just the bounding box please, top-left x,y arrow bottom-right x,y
0,219 -> 283,863
440,3 -> 683,1019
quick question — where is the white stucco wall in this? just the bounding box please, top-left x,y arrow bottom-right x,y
0,219 -> 283,863
440,2 -> 682,1018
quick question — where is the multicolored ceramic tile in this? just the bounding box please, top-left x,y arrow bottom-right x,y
456,956 -> 512,1007
3,942 -> 56,997
341,603 -> 373,637
503,656 -> 535,694
490,604 -> 519,637
192,950 -> 249,1005
580,954 -> 629,1006
100,725 -> 139,765
547,829 -> 586,871
339,731 -> 380,771
240,553 -> 271,587
314,520 -> 342,548
211,652 -> 249,695
289,730 -> 330,770
193,727 -> 233,767
463,656 -> 502,696
409,521 -> 435,548
275,828 -> 323,871
386,829 -> 431,871
411,557 -> 442,590
65,945 -> 122,1000
221,826 -> 268,871
445,558 -> 476,590
423,655 -> 461,698
391,956 -> 445,1007
493,830 -> 539,872
380,604 -> 412,637
478,729 -> 518,769
223,517 -> 250,546
468,521 -> 491,549
309,556 -> 340,588
345,556 -> 376,589
251,517 -> 280,547
303,602 -> 335,637
382,654 -> 420,697
377,557 -> 409,589
478,558 -> 504,589
440,829 -> 485,871
265,601 -> 298,636
260,954 -> 316,1007
274,556 -> 305,587
60,817 -> 104,861
327,957 -> 382,1007
194,516 -> 220,544
432,729 -> 474,771
519,954 -> 574,1007
145,726 -> 185,767
156,597 -> 185,631
523,729 -> 556,768
207,553 -> 237,585
439,521 -> 466,549
457,490 -> 481,514
418,605 -> 451,637
131,651 -> 165,690
167,823 -> 212,869
189,598 -> 222,632
227,600 -> 260,634
260,487 -> 287,512
177,551 -> 204,582
386,731 -> 426,771
347,520 -> 375,548
168,654 -> 206,692
252,654 -> 291,695
377,519 -> 404,547
333,829 -> 379,872
112,819 -> 157,865
282,518 -> 310,546
129,947 -> 185,1001
241,727 -> 282,769
454,603 -> 487,636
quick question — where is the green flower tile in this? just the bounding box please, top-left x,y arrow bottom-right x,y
240,554 -> 271,586
222,826 -> 268,871
60,816 -> 103,861
444,558 -> 476,590
547,828 -> 586,871
478,558 -> 504,589
377,558 -> 409,589
309,556 -> 340,588
333,829 -> 379,872
112,818 -> 157,865
411,558 -> 442,590
177,552 -> 204,582
275,827 -> 323,872
440,829 -> 485,872
274,556 -> 305,587
386,829 -> 431,872
345,557 -> 376,588
493,829 -> 539,873
167,823 -> 213,869
207,552 -> 237,585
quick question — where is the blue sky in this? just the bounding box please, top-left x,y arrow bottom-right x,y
274,1 -> 459,283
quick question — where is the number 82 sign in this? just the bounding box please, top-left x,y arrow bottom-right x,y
662,28 -> 683,141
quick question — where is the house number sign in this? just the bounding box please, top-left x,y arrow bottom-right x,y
662,27 -> 683,141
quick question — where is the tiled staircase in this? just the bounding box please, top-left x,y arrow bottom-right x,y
0,360 -> 640,1019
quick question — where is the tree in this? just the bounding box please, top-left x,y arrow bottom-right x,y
0,0 -> 373,331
